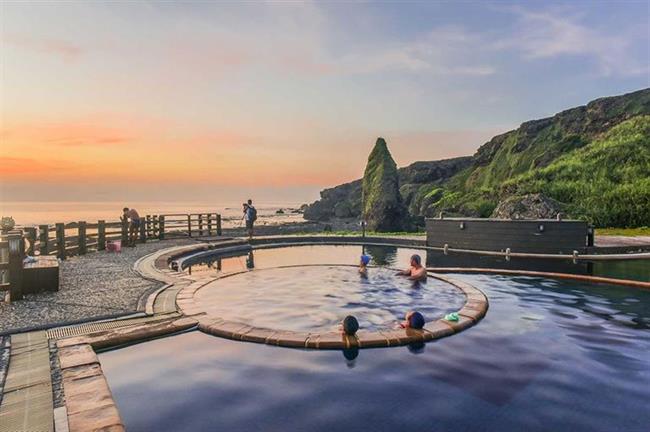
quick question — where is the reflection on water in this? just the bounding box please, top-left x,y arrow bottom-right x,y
363,245 -> 398,266
188,245 -> 424,275
187,244 -> 648,283
101,273 -> 650,432
592,260 -> 650,282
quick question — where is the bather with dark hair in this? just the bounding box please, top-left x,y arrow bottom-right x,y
396,254 -> 427,281
341,315 -> 359,336
400,311 -> 425,329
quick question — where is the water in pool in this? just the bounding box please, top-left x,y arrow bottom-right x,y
101,270 -> 650,432
187,244 -> 650,282
195,265 -> 465,332
187,244 -> 423,274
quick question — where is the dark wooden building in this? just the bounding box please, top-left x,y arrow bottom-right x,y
426,218 -> 590,254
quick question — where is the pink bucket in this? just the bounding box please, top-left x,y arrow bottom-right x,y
107,240 -> 122,253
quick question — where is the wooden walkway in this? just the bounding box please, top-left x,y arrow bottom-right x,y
0,331 -> 53,432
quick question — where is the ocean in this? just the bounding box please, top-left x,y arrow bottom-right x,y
0,201 -> 306,228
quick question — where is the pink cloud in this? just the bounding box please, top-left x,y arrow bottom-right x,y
4,35 -> 83,61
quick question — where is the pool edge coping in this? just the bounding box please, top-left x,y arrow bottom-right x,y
181,265 -> 488,349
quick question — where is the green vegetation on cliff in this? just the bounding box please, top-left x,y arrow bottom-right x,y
305,88 -> 650,229
422,88 -> 650,226
361,138 -> 409,231
504,116 -> 650,227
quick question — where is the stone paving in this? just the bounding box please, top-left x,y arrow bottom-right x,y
0,238 -> 195,334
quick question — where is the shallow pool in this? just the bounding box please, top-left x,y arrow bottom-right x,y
195,265 -> 465,332
101,267 -> 650,431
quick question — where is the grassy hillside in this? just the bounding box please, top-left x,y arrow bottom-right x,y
305,88 -> 650,229
503,116 -> 650,227
424,89 -> 650,225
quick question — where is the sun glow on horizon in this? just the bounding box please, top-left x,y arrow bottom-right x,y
1,1 -> 647,202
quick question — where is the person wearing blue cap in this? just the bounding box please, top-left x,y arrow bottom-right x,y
359,254 -> 371,276
400,311 -> 425,329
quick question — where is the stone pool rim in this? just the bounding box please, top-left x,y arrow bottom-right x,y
181,264 -> 488,349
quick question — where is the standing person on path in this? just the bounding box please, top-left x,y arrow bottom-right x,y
122,207 -> 141,247
244,199 -> 257,241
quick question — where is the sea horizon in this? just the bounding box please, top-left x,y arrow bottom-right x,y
0,200 -> 306,227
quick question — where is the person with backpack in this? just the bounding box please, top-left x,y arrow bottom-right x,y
244,199 -> 257,240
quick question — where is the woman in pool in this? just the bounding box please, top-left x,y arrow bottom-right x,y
400,311 -> 425,329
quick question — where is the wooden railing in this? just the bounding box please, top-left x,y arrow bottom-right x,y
26,212 -> 221,260
0,212 -> 221,302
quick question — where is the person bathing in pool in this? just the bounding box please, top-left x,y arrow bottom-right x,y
396,254 -> 427,281
400,311 -> 425,329
359,255 -> 370,277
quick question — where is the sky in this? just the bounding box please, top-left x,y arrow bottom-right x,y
1,0 -> 648,204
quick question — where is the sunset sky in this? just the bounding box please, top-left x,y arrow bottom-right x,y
1,1 -> 648,203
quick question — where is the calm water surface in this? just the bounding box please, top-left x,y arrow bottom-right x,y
196,266 -> 465,332
101,263 -> 650,431
188,244 -> 650,282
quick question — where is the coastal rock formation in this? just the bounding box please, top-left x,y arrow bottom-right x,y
303,157 -> 471,222
305,87 -> 650,228
303,180 -> 362,221
491,194 -> 564,220
361,138 -> 409,231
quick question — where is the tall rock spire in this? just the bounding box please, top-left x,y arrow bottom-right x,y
362,137 -> 409,231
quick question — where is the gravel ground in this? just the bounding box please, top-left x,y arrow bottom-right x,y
0,337 -> 8,404
49,339 -> 64,408
0,238 -> 195,334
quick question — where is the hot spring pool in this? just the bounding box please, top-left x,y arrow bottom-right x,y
98,245 -> 650,431
195,265 -> 465,332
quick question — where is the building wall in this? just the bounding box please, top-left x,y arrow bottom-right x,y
425,218 -> 588,254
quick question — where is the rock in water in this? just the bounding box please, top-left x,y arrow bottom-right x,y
362,138 -> 409,231
491,193 -> 564,219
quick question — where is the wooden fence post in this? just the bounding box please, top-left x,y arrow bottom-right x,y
121,218 -> 128,245
7,232 -> 24,301
217,214 -> 222,236
98,220 -> 106,250
207,214 -> 213,236
198,214 -> 203,236
187,214 -> 192,237
587,226 -> 594,247
140,218 -> 146,243
78,221 -> 87,255
39,225 -> 50,255
56,223 -> 66,260
159,216 -> 165,240
24,227 -> 37,256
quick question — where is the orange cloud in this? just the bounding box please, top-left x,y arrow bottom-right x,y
0,156 -> 82,177
1,119 -> 133,148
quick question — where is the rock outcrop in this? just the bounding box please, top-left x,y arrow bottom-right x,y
304,89 -> 650,228
491,194 -> 564,220
303,156 -> 471,222
361,138 -> 409,231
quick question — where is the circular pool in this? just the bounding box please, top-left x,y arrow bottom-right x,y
195,265 -> 466,333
